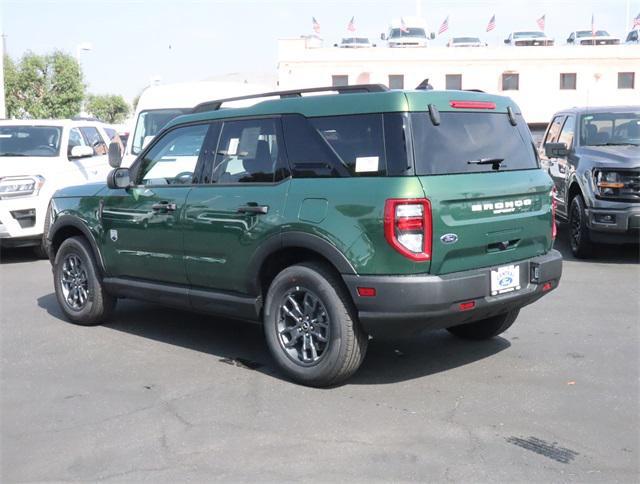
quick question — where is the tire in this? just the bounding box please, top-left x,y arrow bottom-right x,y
569,194 -> 593,258
447,309 -> 519,340
263,262 -> 368,387
33,241 -> 48,259
53,236 -> 116,325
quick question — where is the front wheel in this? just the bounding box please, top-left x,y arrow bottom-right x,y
263,262 -> 368,387
569,195 -> 593,258
447,309 -> 519,340
53,236 -> 116,325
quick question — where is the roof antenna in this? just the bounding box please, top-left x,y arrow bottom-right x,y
416,78 -> 434,90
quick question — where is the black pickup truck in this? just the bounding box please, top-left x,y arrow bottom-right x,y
539,106 -> 640,257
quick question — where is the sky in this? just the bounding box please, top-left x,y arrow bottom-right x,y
1,0 -> 639,101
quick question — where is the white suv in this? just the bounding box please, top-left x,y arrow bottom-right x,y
0,119 -> 112,256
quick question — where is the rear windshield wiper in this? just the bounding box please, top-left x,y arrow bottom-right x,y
466,158 -> 505,170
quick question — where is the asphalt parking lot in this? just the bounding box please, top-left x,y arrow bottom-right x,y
1,226 -> 638,483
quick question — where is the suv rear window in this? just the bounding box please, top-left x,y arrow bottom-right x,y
411,112 -> 538,175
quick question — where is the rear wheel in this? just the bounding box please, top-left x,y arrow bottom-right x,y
53,236 -> 115,325
447,309 -> 519,340
569,194 -> 593,258
263,262 -> 368,387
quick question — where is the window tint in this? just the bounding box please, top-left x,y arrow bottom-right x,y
139,124 -> 209,185
282,114 -> 348,178
502,73 -> 519,91
560,73 -> 577,90
558,116 -> 575,148
388,75 -> 404,89
411,112 -> 538,175
0,126 -> 62,157
80,127 -> 107,156
543,116 -> 565,145
446,74 -> 462,90
618,72 -> 635,89
383,113 -> 411,176
212,118 -> 287,184
580,112 -> 640,146
310,114 -> 387,176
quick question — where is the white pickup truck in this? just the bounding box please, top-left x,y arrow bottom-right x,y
0,119 -> 112,256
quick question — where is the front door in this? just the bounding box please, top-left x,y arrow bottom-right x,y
183,117 -> 290,294
100,123 -> 211,284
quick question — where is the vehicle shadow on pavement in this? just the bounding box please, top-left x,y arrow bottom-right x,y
0,247 -> 43,264
37,293 -> 511,386
554,224 -> 639,264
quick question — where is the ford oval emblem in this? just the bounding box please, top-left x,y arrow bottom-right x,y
440,233 -> 459,245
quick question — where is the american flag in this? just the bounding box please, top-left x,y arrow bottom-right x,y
347,16 -> 356,32
633,12 -> 640,27
486,14 -> 496,32
400,17 -> 409,33
591,13 -> 595,35
312,17 -> 320,34
438,16 -> 449,35
536,14 -> 546,31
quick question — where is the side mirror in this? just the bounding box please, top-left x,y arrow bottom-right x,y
380,33 -> 386,40
567,38 -> 573,43
372,43 -> 377,47
142,135 -> 155,149
545,142 -> 569,158
107,167 -> 131,189
333,43 -> 338,47
69,145 -> 93,159
429,32 -> 436,40
504,39 -> 510,44
108,140 -> 122,168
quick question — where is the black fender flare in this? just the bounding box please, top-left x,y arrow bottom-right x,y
48,215 -> 106,274
244,231 -> 356,295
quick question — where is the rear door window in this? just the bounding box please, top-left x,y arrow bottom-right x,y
410,112 -> 539,175
79,127 -> 107,156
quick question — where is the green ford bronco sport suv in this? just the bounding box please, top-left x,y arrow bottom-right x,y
46,85 -> 562,386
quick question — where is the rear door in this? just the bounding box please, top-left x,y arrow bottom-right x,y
100,123 -> 210,284
183,117 -> 290,295
410,110 -> 554,275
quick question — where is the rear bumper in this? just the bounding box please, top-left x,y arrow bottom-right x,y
343,250 -> 562,337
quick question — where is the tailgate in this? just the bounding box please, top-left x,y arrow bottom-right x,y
419,170 -> 554,275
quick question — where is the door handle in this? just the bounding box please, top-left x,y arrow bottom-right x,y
151,201 -> 177,212
237,204 -> 269,215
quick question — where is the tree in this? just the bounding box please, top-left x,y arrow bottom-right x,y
3,50 -> 84,119
85,94 -> 130,124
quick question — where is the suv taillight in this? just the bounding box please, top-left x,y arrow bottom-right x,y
551,187 -> 557,240
384,198 -> 432,261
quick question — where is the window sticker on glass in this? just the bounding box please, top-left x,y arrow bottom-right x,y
355,156 -> 379,172
227,138 -> 239,156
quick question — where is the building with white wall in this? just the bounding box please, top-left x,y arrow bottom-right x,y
277,39 -> 640,124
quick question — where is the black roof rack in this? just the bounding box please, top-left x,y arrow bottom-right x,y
192,84 -> 388,113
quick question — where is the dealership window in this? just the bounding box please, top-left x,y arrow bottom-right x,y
618,72 -> 635,89
332,75 -> 348,87
388,75 -> 404,89
445,74 -> 462,90
560,73 -> 577,90
501,72 -> 519,91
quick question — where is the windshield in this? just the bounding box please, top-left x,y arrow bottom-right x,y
390,28 -> 426,38
454,37 -> 480,43
131,109 -> 190,155
342,38 -> 369,44
0,126 -> 62,157
514,31 -> 545,38
411,112 -> 538,175
577,30 -> 609,37
580,112 -> 640,146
